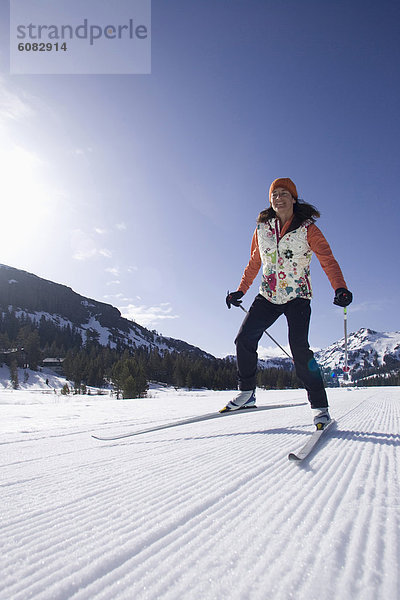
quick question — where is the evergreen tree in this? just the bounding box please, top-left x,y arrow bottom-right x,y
122,375 -> 137,399
25,330 -> 42,370
10,359 -> 19,389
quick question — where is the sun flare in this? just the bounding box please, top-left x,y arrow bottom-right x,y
0,144 -> 56,260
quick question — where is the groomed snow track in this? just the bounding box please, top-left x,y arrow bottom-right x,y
1,387 -> 399,600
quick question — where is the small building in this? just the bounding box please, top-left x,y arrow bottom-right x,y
42,358 -> 65,375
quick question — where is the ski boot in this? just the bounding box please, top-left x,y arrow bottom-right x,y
312,407 -> 332,430
220,390 -> 257,413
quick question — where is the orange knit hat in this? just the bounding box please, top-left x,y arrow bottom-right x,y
269,178 -> 298,202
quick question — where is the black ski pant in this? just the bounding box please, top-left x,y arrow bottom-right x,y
235,294 -> 328,409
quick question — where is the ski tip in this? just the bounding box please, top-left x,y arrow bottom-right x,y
219,404 -> 258,413
92,434 -> 114,441
288,453 -> 301,461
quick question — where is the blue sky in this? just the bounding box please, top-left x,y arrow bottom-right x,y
0,0 -> 399,358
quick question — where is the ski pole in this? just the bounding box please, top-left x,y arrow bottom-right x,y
343,306 -> 349,375
238,304 -> 293,361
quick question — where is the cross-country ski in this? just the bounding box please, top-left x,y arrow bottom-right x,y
288,419 -> 336,461
92,401 -> 306,441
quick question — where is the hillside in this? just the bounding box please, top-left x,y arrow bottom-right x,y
315,327 -> 400,374
0,264 -> 212,358
256,328 -> 400,381
1,264 -> 399,388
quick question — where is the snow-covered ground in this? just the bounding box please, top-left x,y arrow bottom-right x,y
0,365 -> 71,391
1,385 -> 399,600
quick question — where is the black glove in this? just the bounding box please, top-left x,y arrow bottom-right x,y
226,290 -> 244,309
333,288 -> 353,307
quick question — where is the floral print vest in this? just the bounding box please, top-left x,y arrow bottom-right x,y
257,218 -> 313,304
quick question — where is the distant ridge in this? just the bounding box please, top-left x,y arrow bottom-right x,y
254,328 -> 400,379
0,264 -> 213,358
315,327 -> 400,375
1,264 -> 399,380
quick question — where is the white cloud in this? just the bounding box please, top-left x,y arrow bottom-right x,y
103,293 -> 132,303
71,230 -> 112,261
121,302 -> 179,328
342,301 -> 386,314
106,280 -> 121,286
95,227 -> 107,235
116,222 -> 127,231
99,248 -> 112,258
258,343 -> 320,359
105,267 -> 120,277
258,344 -> 292,360
73,147 -> 93,156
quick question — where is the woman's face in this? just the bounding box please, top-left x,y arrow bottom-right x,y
270,187 -> 296,213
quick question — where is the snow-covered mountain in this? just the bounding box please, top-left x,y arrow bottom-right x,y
2,264 -> 399,379
258,355 -> 293,370
255,328 -> 400,378
315,327 -> 400,374
0,264 -> 212,358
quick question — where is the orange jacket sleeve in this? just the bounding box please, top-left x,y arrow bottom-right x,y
237,229 -> 261,294
237,223 -> 347,295
307,224 -> 347,290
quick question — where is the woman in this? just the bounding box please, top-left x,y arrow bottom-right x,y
222,177 -> 352,428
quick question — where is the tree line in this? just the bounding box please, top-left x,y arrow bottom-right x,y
354,372 -> 400,386
62,347 -> 305,397
6,308 -> 396,397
